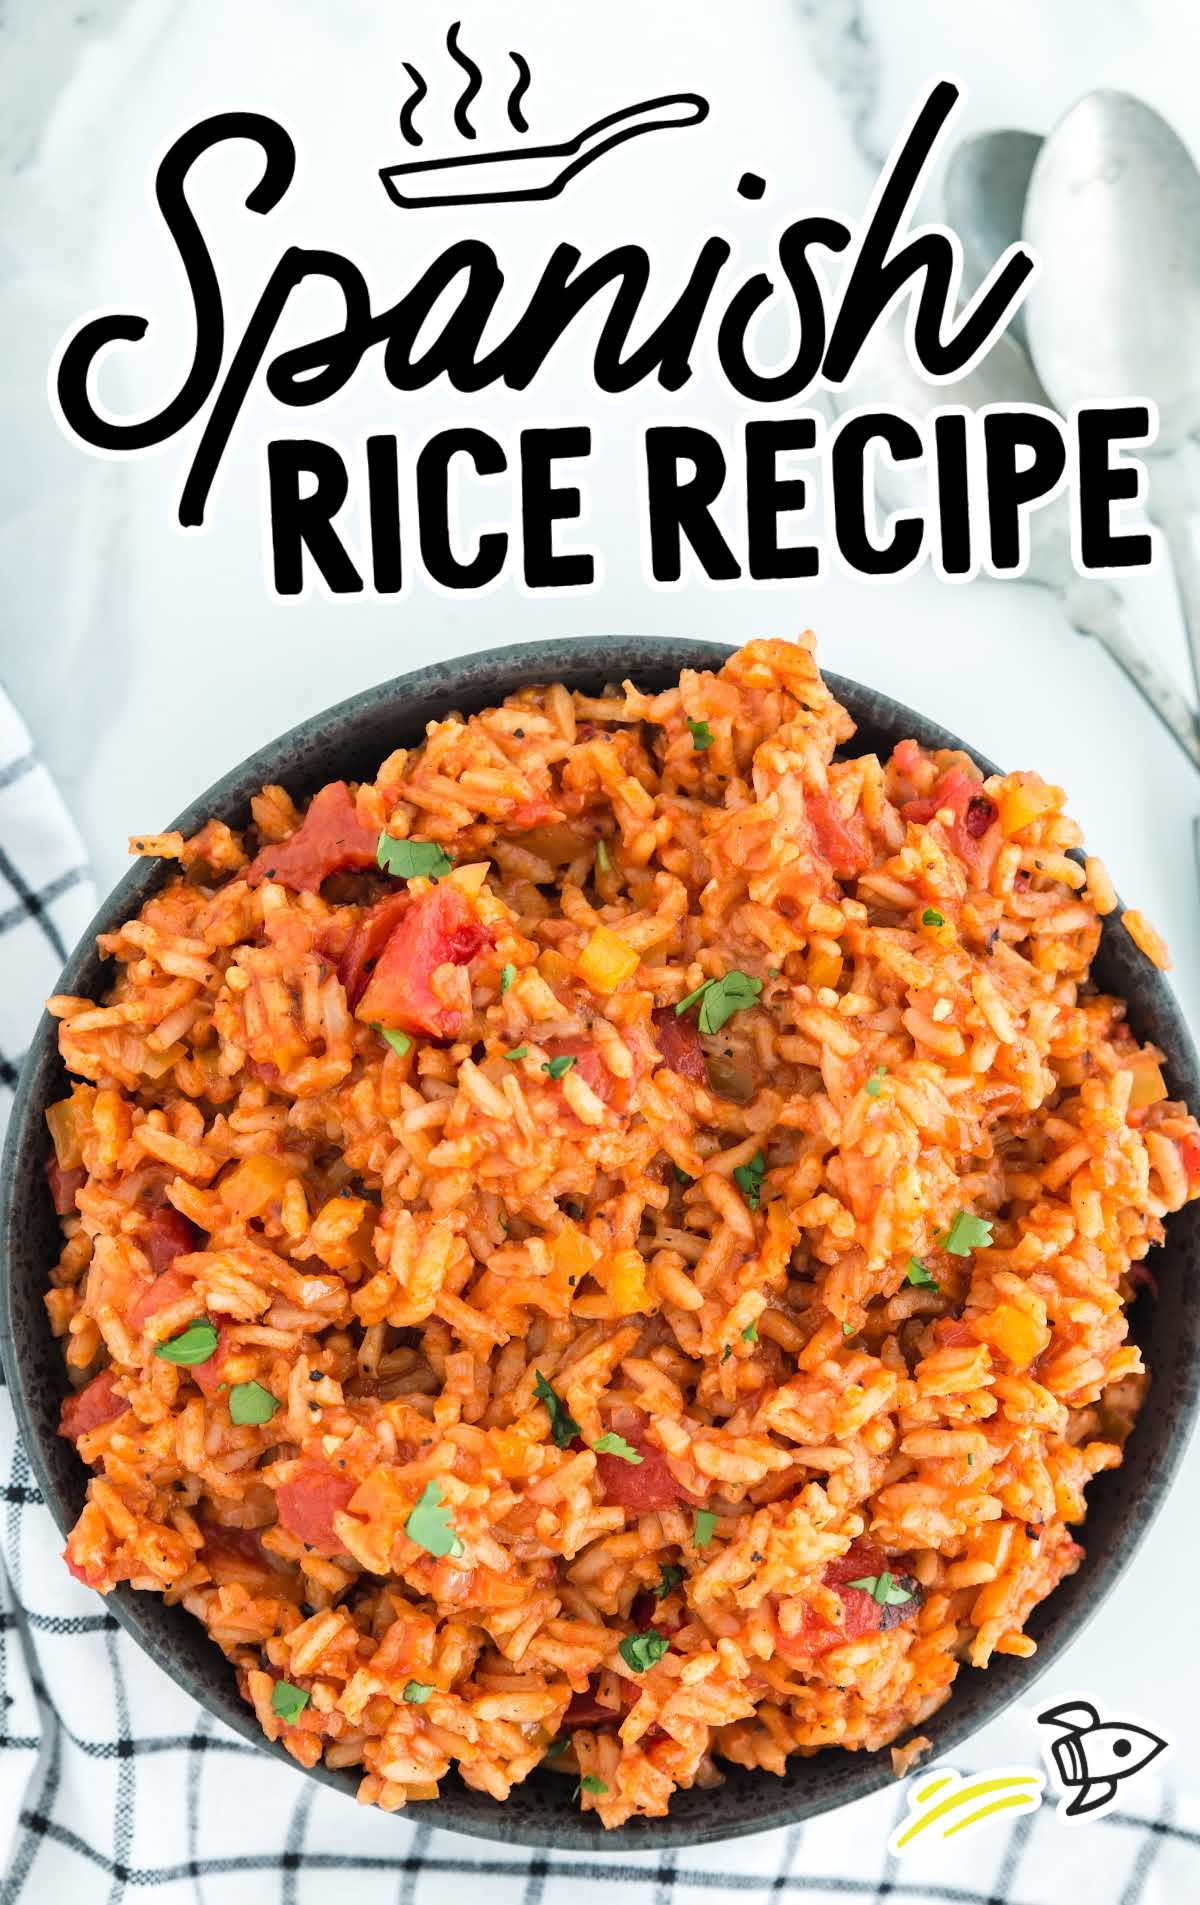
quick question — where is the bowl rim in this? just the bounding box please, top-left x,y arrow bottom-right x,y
2,632 -> 1198,1850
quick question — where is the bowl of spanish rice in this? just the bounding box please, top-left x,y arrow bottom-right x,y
2,633 -> 1198,1848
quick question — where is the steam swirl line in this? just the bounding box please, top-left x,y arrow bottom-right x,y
507,52 -> 531,133
446,21 -> 481,140
399,62 -> 427,146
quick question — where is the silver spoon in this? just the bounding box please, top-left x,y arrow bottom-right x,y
831,316 -> 1200,769
944,129 -> 1040,352
1023,91 -> 1200,711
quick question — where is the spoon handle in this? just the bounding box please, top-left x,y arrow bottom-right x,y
1147,454 -> 1200,710
1063,580 -> 1200,771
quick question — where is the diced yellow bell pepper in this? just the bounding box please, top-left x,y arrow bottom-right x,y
537,948 -> 573,988
219,1153 -> 292,1220
975,1301 -> 1048,1371
552,1222 -> 598,1281
45,1096 -> 83,1169
1127,1057 -> 1167,1109
577,925 -> 640,995
807,942 -> 843,990
998,780 -> 1063,838
606,1247 -> 650,1315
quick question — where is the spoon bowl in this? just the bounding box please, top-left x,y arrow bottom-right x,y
1023,90 -> 1200,448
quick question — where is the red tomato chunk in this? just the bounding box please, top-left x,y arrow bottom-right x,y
805,791 -> 870,878
333,892 -> 410,1009
201,1519 -> 286,1590
542,1036 -> 630,1111
357,887 -> 493,1039
191,1327 -> 232,1397
651,1007 -> 707,1083
129,1264 -> 199,1333
783,1538 -> 922,1658
45,1158 -> 86,1217
59,1368 -> 128,1442
901,767 -> 1001,880
245,782 -> 378,894
276,1458 -> 358,1554
595,1411 -> 692,1513
145,1206 -> 203,1273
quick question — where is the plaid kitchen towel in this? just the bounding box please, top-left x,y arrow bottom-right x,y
0,691 -> 1196,1904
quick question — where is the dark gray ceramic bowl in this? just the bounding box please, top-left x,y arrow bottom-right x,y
2,637 -> 1198,1849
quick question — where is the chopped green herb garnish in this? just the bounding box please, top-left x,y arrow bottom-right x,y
967,1453 -> 975,1467
865,1065 -> 887,1097
767,966 -> 781,978
733,1151 -> 766,1210
847,1570 -> 913,1607
675,970 -> 763,1035
378,1027 -> 412,1058
593,1432 -> 642,1464
271,1681 -> 309,1724
576,1774 -> 608,1800
228,1381 -> 278,1427
404,1480 -> 463,1559
543,1055 -> 576,1080
687,718 -> 714,751
655,1564 -> 684,1600
595,839 -> 612,874
505,1045 -> 529,1061
544,1735 -> 570,1760
673,1165 -> 694,1187
741,1321 -> 759,1344
922,908 -> 945,928
842,1320 -> 855,1337
534,1371 -> 581,1449
154,1320 -> 219,1367
693,1509 -> 717,1549
940,1210 -> 995,1257
500,962 -> 517,993
721,1343 -> 732,1364
618,1629 -> 670,1673
377,834 -> 452,881
905,1258 -> 939,1291
403,1680 -> 434,1704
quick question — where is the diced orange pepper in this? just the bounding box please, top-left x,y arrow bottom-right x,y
537,948 -> 572,988
1126,1058 -> 1167,1109
975,1301 -> 1048,1371
998,779 -> 1063,838
807,943 -> 843,990
219,1154 -> 293,1220
552,1222 -> 598,1281
605,1247 -> 650,1316
577,925 -> 640,995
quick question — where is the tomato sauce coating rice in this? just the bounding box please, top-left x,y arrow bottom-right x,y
43,636 -> 1200,1826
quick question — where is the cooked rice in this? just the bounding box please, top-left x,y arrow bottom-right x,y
43,634 -> 1200,1827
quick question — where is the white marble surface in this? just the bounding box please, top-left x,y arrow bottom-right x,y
2,0 -> 1199,1846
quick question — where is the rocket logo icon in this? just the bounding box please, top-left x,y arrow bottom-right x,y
1038,1699 -> 1168,1820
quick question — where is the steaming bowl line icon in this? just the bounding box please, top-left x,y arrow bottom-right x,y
380,93 -> 709,209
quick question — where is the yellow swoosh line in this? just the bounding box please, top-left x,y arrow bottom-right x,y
943,1792 -> 1042,1839
915,1776 -> 954,1803
894,1776 -> 1042,1848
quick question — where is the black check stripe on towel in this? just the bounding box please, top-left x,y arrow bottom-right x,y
0,692 -> 92,1113
0,700 -> 1195,1902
